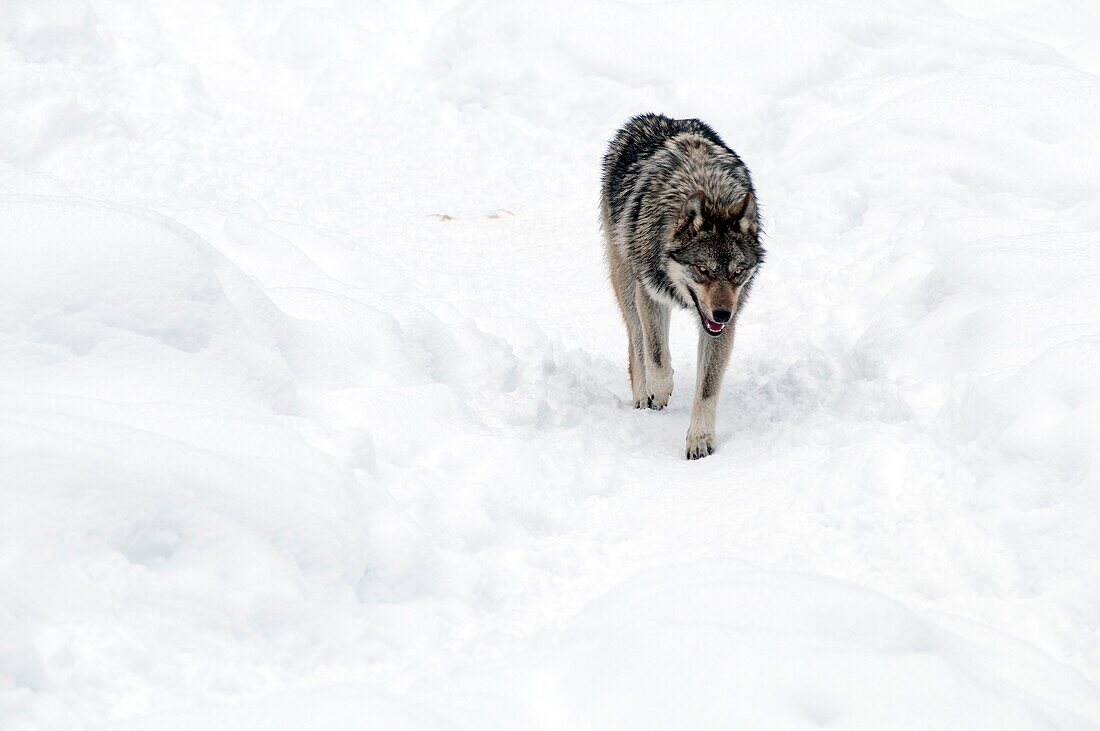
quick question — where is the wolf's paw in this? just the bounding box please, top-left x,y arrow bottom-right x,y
635,390 -> 671,410
685,431 -> 715,460
637,371 -> 673,410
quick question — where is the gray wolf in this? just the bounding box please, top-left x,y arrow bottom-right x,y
600,113 -> 764,459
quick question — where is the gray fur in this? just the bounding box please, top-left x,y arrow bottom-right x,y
599,113 -> 764,459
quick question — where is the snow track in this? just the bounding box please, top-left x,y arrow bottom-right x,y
2,0 -> 1099,728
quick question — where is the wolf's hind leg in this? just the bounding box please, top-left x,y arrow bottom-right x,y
635,283 -> 673,409
686,324 -> 734,458
606,244 -> 648,406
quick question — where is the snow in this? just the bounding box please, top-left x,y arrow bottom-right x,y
1,0 -> 1099,728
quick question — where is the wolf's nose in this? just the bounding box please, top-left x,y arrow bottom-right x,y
712,308 -> 732,323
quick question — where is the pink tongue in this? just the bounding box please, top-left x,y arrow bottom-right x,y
705,319 -> 724,333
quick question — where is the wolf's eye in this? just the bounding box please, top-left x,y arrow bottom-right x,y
693,263 -> 709,276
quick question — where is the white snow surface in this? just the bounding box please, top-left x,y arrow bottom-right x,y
2,0 -> 1100,728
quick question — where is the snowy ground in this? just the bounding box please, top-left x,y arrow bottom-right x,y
2,0 -> 1100,728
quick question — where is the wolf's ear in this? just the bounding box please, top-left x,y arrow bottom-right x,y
676,191 -> 706,237
726,192 -> 757,234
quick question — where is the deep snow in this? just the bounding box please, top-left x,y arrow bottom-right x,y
2,0 -> 1100,728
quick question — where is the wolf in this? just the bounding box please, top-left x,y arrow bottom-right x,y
600,113 -> 763,459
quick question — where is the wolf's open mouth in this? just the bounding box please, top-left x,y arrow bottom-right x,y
688,290 -> 725,337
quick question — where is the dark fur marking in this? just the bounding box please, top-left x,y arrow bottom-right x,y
700,342 -> 725,400
651,339 -> 663,367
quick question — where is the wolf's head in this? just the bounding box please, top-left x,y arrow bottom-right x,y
668,190 -> 763,337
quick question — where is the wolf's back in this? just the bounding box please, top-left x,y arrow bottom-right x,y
600,113 -> 728,229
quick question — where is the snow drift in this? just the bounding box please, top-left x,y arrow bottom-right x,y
1,0 -> 1099,728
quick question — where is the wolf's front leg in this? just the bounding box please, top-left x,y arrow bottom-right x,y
606,245 -> 649,408
627,330 -> 648,408
635,282 -> 673,409
686,325 -> 734,458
